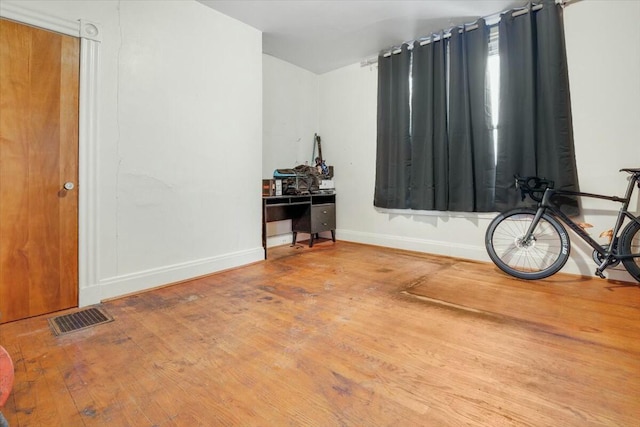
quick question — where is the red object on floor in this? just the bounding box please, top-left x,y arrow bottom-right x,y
0,346 -> 13,407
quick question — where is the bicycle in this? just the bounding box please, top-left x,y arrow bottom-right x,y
485,168 -> 640,282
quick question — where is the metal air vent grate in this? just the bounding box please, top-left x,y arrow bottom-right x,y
48,307 -> 113,336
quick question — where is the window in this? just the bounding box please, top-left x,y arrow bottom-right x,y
488,26 -> 500,166
375,2 -> 579,214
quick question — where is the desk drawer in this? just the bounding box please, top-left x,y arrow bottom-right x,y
311,204 -> 335,232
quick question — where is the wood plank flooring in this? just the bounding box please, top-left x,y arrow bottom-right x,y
0,241 -> 638,426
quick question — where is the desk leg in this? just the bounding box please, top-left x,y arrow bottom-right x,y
292,231 -> 298,245
262,203 -> 267,259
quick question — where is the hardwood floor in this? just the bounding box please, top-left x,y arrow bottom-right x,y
0,241 -> 638,426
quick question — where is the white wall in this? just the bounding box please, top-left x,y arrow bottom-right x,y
263,54 -> 319,176
262,54 -> 319,246
316,0 -> 640,281
1,0 -> 264,304
564,0 -> 640,266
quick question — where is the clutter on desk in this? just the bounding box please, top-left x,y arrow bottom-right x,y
262,164 -> 334,197
262,133 -> 335,197
311,133 -> 333,179
315,157 -> 329,176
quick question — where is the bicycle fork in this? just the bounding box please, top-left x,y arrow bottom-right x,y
522,207 -> 547,246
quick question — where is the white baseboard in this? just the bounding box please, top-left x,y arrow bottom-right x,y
337,228 -> 637,282
267,231 -> 334,248
266,233 -> 293,248
79,247 -> 264,306
337,229 -> 488,261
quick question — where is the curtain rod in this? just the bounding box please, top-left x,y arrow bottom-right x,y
360,0 -> 577,67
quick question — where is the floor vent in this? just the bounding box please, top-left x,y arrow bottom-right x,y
48,306 -> 113,336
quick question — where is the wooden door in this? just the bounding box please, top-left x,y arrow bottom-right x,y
0,19 -> 79,323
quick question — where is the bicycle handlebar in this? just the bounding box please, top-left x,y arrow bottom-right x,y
514,175 -> 555,202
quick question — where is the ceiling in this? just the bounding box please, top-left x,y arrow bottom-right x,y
197,0 -> 527,74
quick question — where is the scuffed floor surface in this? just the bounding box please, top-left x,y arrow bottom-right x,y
0,241 -> 638,426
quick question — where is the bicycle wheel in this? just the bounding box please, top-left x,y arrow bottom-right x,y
485,208 -> 570,280
619,220 -> 640,282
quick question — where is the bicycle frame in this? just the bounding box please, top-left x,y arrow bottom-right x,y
523,175 -> 640,276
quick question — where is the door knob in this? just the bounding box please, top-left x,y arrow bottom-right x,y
63,182 -> 75,191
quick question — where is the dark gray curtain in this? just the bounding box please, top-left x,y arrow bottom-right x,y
410,36 -> 449,210
495,0 -> 579,214
448,20 -> 495,212
374,45 -> 411,208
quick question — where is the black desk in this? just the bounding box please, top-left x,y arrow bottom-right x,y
262,192 -> 336,258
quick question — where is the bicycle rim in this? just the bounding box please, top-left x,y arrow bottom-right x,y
486,209 -> 570,280
620,221 -> 640,282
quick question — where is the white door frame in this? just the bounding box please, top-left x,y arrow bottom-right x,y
1,3 -> 100,305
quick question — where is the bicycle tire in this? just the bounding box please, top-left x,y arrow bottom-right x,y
619,220 -> 640,282
485,208 -> 570,280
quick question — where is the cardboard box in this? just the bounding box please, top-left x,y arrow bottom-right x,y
262,179 -> 275,196
319,179 -> 335,189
